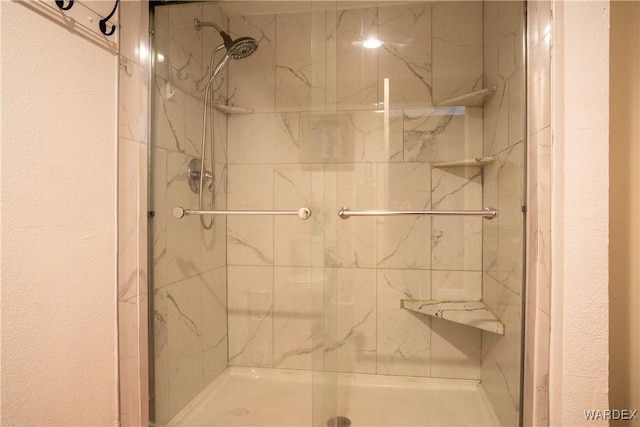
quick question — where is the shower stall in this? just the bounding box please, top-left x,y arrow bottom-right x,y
149,1 -> 526,426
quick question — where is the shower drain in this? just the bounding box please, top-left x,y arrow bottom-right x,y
327,416 -> 352,427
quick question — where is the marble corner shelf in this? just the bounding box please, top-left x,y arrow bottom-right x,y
213,103 -> 254,114
431,156 -> 495,169
435,87 -> 497,107
401,299 -> 505,335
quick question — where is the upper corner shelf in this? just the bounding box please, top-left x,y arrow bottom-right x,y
213,103 -> 254,114
401,299 -> 504,335
435,87 -> 497,107
431,156 -> 495,169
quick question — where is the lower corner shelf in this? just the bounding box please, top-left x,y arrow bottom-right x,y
401,299 -> 505,335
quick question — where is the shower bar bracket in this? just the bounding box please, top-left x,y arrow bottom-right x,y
173,206 -> 312,220
337,206 -> 498,220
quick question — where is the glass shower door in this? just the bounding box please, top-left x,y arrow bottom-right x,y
316,1 -> 526,426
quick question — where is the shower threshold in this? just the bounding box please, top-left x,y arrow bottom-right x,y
164,367 -> 501,427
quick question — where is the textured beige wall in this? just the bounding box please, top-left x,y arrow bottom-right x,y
550,1 -> 610,425
0,2 -> 118,425
610,2 -> 640,425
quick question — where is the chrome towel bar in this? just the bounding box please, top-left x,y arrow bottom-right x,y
173,206 -> 312,220
337,206 -> 498,220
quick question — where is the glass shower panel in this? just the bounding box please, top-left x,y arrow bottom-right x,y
150,1 -> 340,426
150,2 -> 231,425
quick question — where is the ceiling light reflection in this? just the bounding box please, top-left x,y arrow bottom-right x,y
362,37 -> 382,49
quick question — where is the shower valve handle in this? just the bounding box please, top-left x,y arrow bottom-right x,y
187,158 -> 214,193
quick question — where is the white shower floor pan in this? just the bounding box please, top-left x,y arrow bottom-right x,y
166,367 -> 502,427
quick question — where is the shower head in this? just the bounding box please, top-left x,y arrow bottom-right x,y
194,18 -> 258,61
226,37 -> 258,60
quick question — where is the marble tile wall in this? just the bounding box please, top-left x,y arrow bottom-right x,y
116,1 -> 536,425
481,2 -> 527,426
151,3 -> 229,424
118,1 -> 150,426
225,1 -> 487,382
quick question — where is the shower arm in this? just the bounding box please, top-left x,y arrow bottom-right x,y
194,18 -> 225,34
194,18 -> 237,51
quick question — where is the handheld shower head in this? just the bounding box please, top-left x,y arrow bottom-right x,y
226,37 -> 258,60
194,18 -> 258,61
